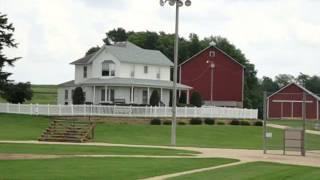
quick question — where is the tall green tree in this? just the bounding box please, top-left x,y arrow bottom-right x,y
0,13 -> 21,90
149,90 -> 160,106
296,72 -> 310,87
275,74 -> 295,88
103,27 -> 128,44
85,46 -> 100,56
305,75 -> 320,95
261,76 -> 279,93
72,87 -> 85,105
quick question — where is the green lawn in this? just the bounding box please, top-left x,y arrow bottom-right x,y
1,113 -> 319,150
170,161 -> 320,180
0,143 -> 198,156
269,119 -> 319,130
0,157 -> 237,180
0,84 -> 57,104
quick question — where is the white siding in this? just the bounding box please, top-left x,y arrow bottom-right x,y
119,63 -> 171,80
75,64 -> 92,84
91,50 -> 120,78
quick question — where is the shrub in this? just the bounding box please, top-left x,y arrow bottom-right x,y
230,119 -> 240,125
149,90 -> 160,106
204,118 -> 215,125
1,82 -> 33,104
240,120 -> 251,126
190,91 -> 203,107
178,121 -> 186,125
254,121 -> 263,126
189,118 -> 202,125
179,91 -> 187,104
217,121 -> 225,125
72,87 -> 85,105
150,118 -> 161,125
163,120 -> 172,125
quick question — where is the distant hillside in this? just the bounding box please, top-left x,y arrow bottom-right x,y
0,85 -> 57,104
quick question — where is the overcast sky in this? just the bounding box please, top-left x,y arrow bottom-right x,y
2,0 -> 320,84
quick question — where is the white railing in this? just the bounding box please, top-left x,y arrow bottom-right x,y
0,103 -> 258,119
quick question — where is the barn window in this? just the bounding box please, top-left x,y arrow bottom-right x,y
209,51 -> 215,57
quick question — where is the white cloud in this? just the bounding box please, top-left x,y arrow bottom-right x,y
1,0 -> 320,84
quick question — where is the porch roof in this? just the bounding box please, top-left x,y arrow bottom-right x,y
58,78 -> 192,90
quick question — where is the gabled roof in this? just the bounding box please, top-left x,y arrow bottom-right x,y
179,45 -> 245,68
70,41 -> 173,66
267,82 -> 320,101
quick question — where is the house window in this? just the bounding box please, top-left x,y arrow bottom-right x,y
102,61 -> 115,77
144,66 -> 148,74
83,66 -> 87,78
157,68 -> 160,79
64,89 -> 68,100
101,89 -> 105,101
142,90 -> 148,104
209,50 -> 215,57
109,89 -> 115,102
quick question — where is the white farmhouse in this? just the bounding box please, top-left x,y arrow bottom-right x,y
57,41 -> 191,106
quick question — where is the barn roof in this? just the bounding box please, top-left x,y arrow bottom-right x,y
267,82 -> 320,101
178,45 -> 245,68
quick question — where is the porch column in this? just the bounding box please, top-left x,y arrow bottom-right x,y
93,86 -> 96,104
105,85 -> 108,102
160,88 -> 163,103
130,86 -> 134,103
147,87 -> 150,104
186,89 -> 190,104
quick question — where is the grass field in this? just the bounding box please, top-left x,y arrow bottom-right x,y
1,113 -> 319,150
269,119 -> 319,130
0,143 -> 198,156
170,161 -> 320,180
0,85 -> 57,104
0,157 -> 237,179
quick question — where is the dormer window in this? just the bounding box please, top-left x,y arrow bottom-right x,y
144,66 -> 148,74
102,61 -> 115,77
83,66 -> 87,78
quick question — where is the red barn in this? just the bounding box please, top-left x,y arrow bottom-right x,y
267,83 -> 320,120
179,44 -> 244,107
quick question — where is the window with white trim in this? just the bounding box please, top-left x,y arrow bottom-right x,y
102,61 -> 115,77
83,66 -> 87,78
64,89 -> 68,100
144,66 -> 148,74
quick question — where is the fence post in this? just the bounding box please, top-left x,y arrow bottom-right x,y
59,104 -> 61,116
91,104 -> 93,116
6,103 -> 9,113
129,105 -> 132,116
184,106 -> 187,118
18,103 -> 21,114
71,104 -> 74,116
194,106 -> 197,117
30,103 -> 33,115
36,104 -> 39,115
164,106 -> 167,117
84,104 -> 86,116
47,104 -> 50,116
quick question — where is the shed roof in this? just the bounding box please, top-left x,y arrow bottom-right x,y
70,42 -> 173,66
267,82 -> 320,101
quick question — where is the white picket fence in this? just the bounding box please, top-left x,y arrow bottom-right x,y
0,103 -> 258,119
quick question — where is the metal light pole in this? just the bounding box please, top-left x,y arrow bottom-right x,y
160,0 -> 191,146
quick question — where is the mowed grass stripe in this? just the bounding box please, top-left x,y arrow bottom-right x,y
0,143 -> 198,156
170,161 -> 320,180
0,157 -> 237,180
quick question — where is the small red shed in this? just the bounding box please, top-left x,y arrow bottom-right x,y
179,44 -> 244,107
267,83 -> 320,120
